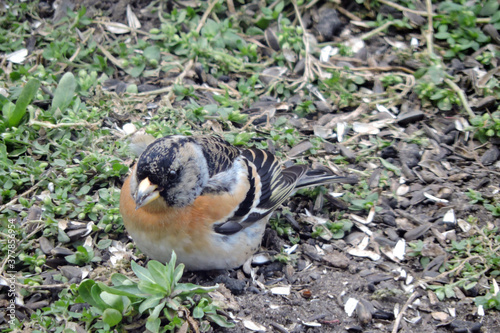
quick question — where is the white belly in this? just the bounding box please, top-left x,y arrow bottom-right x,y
129,218 -> 268,270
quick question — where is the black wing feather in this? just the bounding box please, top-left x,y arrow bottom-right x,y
215,148 -> 306,236
196,136 -> 240,176
241,148 -> 307,212
211,146 -> 356,236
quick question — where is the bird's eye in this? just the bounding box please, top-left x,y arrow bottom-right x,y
168,170 -> 179,180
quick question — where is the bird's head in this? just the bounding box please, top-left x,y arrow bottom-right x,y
131,136 -> 209,209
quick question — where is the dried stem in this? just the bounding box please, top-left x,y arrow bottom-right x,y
196,0 -> 218,34
292,0 -> 313,92
29,120 -> 100,129
392,291 -> 419,333
360,21 -> 393,40
444,78 -> 475,118
379,0 -> 431,17
226,0 -> 235,14
0,171 -> 51,214
425,0 -> 434,55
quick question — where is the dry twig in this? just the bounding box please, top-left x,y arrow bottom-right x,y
444,78 -> 475,118
96,42 -> 126,69
335,6 -> 362,22
425,0 -> 434,55
360,21 -> 393,40
226,0 -> 235,14
29,120 -> 100,129
379,0 -> 432,17
135,83 -> 239,98
325,103 -> 370,128
318,62 -> 415,75
0,172 -> 51,214
392,291 -> 419,333
196,0 -> 218,34
292,0 -> 313,92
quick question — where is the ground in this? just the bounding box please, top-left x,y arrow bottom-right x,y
0,0 -> 499,332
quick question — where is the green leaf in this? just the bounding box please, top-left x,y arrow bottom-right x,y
173,283 -> 218,296
7,79 -> 40,127
464,282 -> 477,290
126,84 -> 138,93
77,185 -> 91,196
146,317 -> 161,333
78,280 -> 110,310
127,63 -> 146,78
2,101 -> 15,125
138,295 -> 163,314
484,203 -> 494,211
261,7 -> 272,17
491,10 -> 500,23
110,273 -> 130,286
379,158 -> 401,176
223,31 -> 245,49
96,239 -> 112,249
444,284 -> 455,298
101,292 -> 125,312
233,132 -> 252,145
173,264 -> 184,284
102,308 -> 122,327
143,46 -> 161,61
90,284 -> 109,310
275,1 -> 285,14
138,280 -> 167,295
98,281 -> 145,298
475,292 -> 500,310
206,313 -> 235,327
167,251 -> 178,284
437,97 -> 452,111
193,306 -> 204,319
430,90 -> 446,100
51,72 -> 76,112
148,260 -> 172,294
201,19 -> 219,38
131,260 -> 155,283
426,65 -> 445,84
365,192 -> 379,203
413,67 -> 427,79
435,288 -> 445,301
65,254 -> 79,265
58,228 -> 70,243
480,0 -> 499,16
246,27 -> 264,35
165,298 -> 180,311
78,280 -> 99,307
169,250 -> 178,268
150,301 -> 166,321
434,32 -> 450,39
420,256 -> 430,269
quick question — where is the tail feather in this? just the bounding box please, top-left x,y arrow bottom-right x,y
296,165 -> 357,189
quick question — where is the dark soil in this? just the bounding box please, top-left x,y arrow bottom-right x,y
18,0 -> 500,332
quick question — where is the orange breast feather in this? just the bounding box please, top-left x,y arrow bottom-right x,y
120,174 -> 250,244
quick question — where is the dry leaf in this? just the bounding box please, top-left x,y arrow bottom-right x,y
7,48 -> 27,64
126,4 -> 141,30
344,298 -> 359,317
242,319 -> 266,332
105,22 -> 130,34
271,286 -> 291,295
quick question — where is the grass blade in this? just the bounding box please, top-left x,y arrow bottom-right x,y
51,72 -> 76,112
7,79 -> 40,127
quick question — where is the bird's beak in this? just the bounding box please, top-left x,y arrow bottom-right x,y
134,177 -> 160,210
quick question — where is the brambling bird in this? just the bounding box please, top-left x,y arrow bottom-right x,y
120,134 -> 355,270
